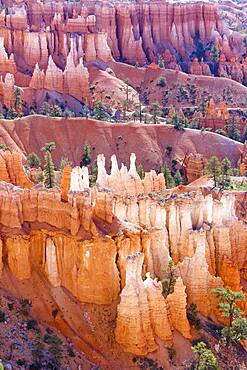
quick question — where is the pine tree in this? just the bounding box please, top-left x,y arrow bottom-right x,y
80,144 -> 92,167
161,259 -> 178,298
32,332 -> 44,367
150,103 -> 161,124
243,36 -> 247,53
205,156 -> 221,187
60,157 -> 72,172
174,169 -> 183,186
171,112 -> 184,130
137,164 -> 145,180
27,152 -> 40,169
158,54 -> 165,68
192,342 -> 218,370
14,87 -> 22,113
213,287 -> 245,344
241,124 -> 247,143
225,120 -> 241,141
209,44 -> 220,76
220,158 -> 232,189
210,44 -> 220,64
160,164 -> 175,189
41,142 -> 56,189
93,101 -> 111,121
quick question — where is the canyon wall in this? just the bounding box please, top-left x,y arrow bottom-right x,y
0,151 -> 246,358
0,0 -> 244,108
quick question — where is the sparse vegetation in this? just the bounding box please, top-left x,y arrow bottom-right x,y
80,143 -> 92,167
41,142 -> 56,189
161,259 -> 178,298
19,298 -> 32,317
187,303 -> 201,330
213,287 -> 247,345
27,152 -> 41,169
192,341 -> 218,370
160,164 -> 175,189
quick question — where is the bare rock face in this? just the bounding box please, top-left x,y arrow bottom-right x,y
0,0 -> 241,110
144,273 -> 172,342
115,252 -> 158,355
115,252 -> 172,355
0,149 -> 246,361
0,150 -> 33,188
178,236 -> 223,317
166,277 -> 191,339
184,153 -> 207,184
6,236 -> 31,280
97,153 -> 166,197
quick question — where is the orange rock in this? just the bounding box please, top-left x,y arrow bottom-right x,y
0,150 -> 33,188
61,166 -> 72,202
166,277 -> 191,339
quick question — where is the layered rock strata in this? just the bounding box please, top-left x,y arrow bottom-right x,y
115,252 -> 173,355
0,152 -> 246,357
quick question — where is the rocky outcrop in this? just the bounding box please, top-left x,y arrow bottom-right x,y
178,236 -> 223,317
115,252 -> 172,355
184,153 -> 207,184
166,277 -> 191,339
0,150 -> 33,188
0,0 -> 244,112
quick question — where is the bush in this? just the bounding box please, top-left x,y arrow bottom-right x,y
7,303 -> 14,311
27,319 -> 38,330
187,303 -> 201,330
19,298 -> 32,317
157,77 -> 167,87
0,309 -> 6,322
168,348 -> 176,361
27,153 -> 40,169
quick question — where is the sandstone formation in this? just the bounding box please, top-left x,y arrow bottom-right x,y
184,153 -> 207,184
115,252 -> 172,355
0,149 -> 245,362
0,150 -> 33,188
0,0 -> 244,111
166,277 -> 191,339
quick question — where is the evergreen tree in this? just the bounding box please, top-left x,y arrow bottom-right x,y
210,44 -> 220,64
93,101 -> 111,121
14,87 -> 22,112
161,259 -> 178,298
192,341 -> 218,370
41,142 -> 56,189
32,332 -> 45,367
243,36 -> 247,53
60,157 -> 72,172
205,156 -> 221,187
171,112 -> 184,131
89,160 -> 98,187
227,317 -> 247,342
241,124 -> 247,143
213,287 -> 245,344
80,144 -> 92,167
150,103 -> 161,124
45,333 -> 63,369
210,44 -> 220,75
0,143 -> 8,151
6,108 -> 18,119
174,169 -> 183,186
27,152 -> 40,169
40,102 -> 50,116
158,54 -> 165,68
137,164 -> 145,180
49,104 -> 63,117
225,121 -> 241,142
220,158 -> 232,189
160,164 -> 175,189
